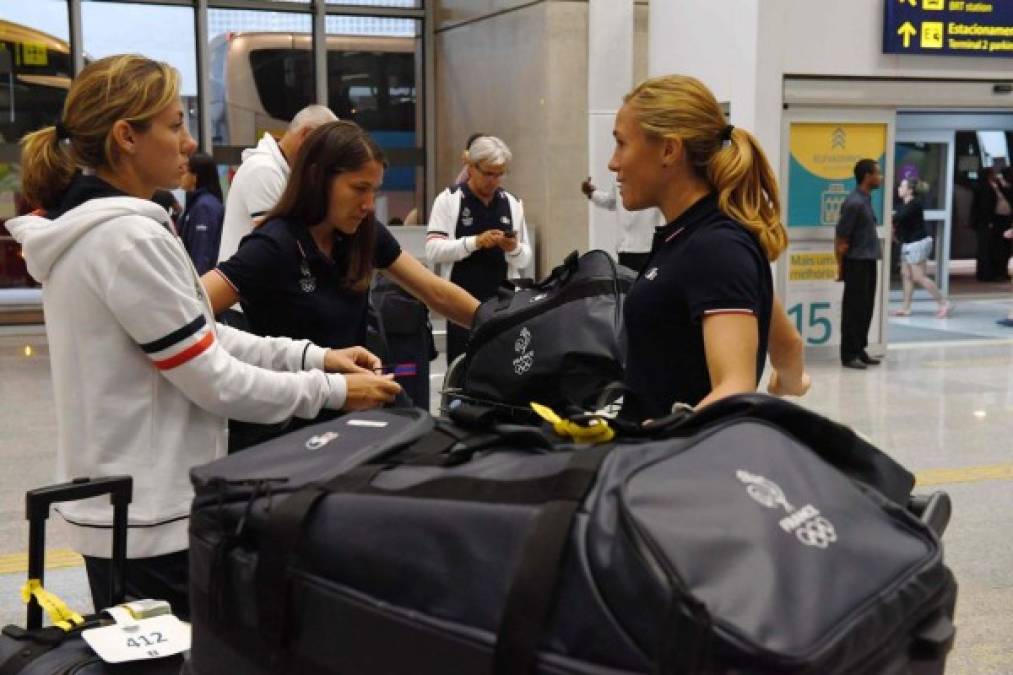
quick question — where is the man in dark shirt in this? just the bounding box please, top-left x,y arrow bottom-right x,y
835,159 -> 883,370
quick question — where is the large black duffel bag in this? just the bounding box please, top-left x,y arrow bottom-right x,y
455,250 -> 635,412
187,396 -> 956,675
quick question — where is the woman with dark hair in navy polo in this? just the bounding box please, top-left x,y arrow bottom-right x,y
610,75 -> 811,420
202,121 -> 479,448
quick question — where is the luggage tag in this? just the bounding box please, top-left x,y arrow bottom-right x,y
346,418 -> 389,428
82,604 -> 190,663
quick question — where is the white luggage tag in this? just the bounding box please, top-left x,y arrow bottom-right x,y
346,418 -> 388,428
82,603 -> 190,663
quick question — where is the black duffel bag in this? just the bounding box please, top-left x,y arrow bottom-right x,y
457,249 -> 635,412
186,395 -> 955,675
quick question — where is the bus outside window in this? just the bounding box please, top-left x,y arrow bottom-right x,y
209,28 -> 421,224
0,19 -> 72,291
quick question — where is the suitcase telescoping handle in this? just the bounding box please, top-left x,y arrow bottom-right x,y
24,476 -> 133,630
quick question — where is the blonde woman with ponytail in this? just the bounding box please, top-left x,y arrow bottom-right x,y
8,55 -> 398,616
609,74 -> 809,419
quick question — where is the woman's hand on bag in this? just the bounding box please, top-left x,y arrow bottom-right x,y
324,346 -> 381,374
343,373 -> 401,410
767,369 -> 812,398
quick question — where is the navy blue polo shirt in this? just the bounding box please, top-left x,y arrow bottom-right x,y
216,216 -> 402,348
622,195 -> 773,419
449,183 -> 512,302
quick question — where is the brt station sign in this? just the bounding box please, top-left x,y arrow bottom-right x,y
884,0 -> 1013,57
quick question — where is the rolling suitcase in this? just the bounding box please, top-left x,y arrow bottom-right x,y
0,477 -> 186,674
186,396 -> 956,674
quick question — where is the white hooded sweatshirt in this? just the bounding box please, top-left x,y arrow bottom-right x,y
8,193 -> 347,558
217,132 -> 289,264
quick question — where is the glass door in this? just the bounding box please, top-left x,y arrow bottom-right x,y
892,131 -> 954,296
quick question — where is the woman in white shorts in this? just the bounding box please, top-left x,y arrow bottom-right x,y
892,179 -> 951,318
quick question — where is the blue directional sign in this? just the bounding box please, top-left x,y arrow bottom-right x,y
884,0 -> 1013,58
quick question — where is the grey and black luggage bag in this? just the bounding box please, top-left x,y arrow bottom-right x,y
451,250 -> 635,414
187,396 -> 955,674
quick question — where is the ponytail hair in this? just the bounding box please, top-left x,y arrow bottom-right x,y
20,54 -> 180,210
623,75 -> 788,261
20,127 -> 77,211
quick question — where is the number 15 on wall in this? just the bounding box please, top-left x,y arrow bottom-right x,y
787,301 -> 833,345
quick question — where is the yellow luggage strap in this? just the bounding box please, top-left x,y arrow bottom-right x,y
530,402 -> 615,444
20,579 -> 85,632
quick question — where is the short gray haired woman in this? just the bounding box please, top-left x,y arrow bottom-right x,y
465,135 -> 513,168
427,134 -> 532,363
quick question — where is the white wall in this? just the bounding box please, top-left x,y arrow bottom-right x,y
435,1 -> 589,275
587,0 -> 634,255
648,0 -> 764,140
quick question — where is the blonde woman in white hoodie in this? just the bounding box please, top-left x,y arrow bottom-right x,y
10,55 -> 400,617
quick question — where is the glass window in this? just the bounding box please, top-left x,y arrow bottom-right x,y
976,131 -> 1009,170
81,2 -> 199,142
0,1 -> 70,296
207,9 -> 313,150
327,15 -> 421,225
326,48 -> 415,131
894,142 -> 948,212
326,1 -> 420,7
248,48 -> 315,121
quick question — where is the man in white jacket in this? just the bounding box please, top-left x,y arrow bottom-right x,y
581,176 -> 664,272
426,136 -> 532,363
217,104 -> 338,265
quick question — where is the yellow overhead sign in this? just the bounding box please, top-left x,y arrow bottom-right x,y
885,0 -> 1013,57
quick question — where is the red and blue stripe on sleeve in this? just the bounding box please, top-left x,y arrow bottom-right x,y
138,315 -> 215,370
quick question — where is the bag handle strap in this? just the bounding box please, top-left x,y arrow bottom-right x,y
493,446 -> 610,674
257,463 -> 387,655
534,250 -> 580,290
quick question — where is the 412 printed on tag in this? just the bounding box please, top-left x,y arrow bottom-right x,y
83,614 -> 190,663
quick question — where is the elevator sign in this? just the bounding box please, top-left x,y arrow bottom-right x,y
884,0 -> 1013,57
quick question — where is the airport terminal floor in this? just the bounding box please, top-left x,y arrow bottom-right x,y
1,293 -> 1012,672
